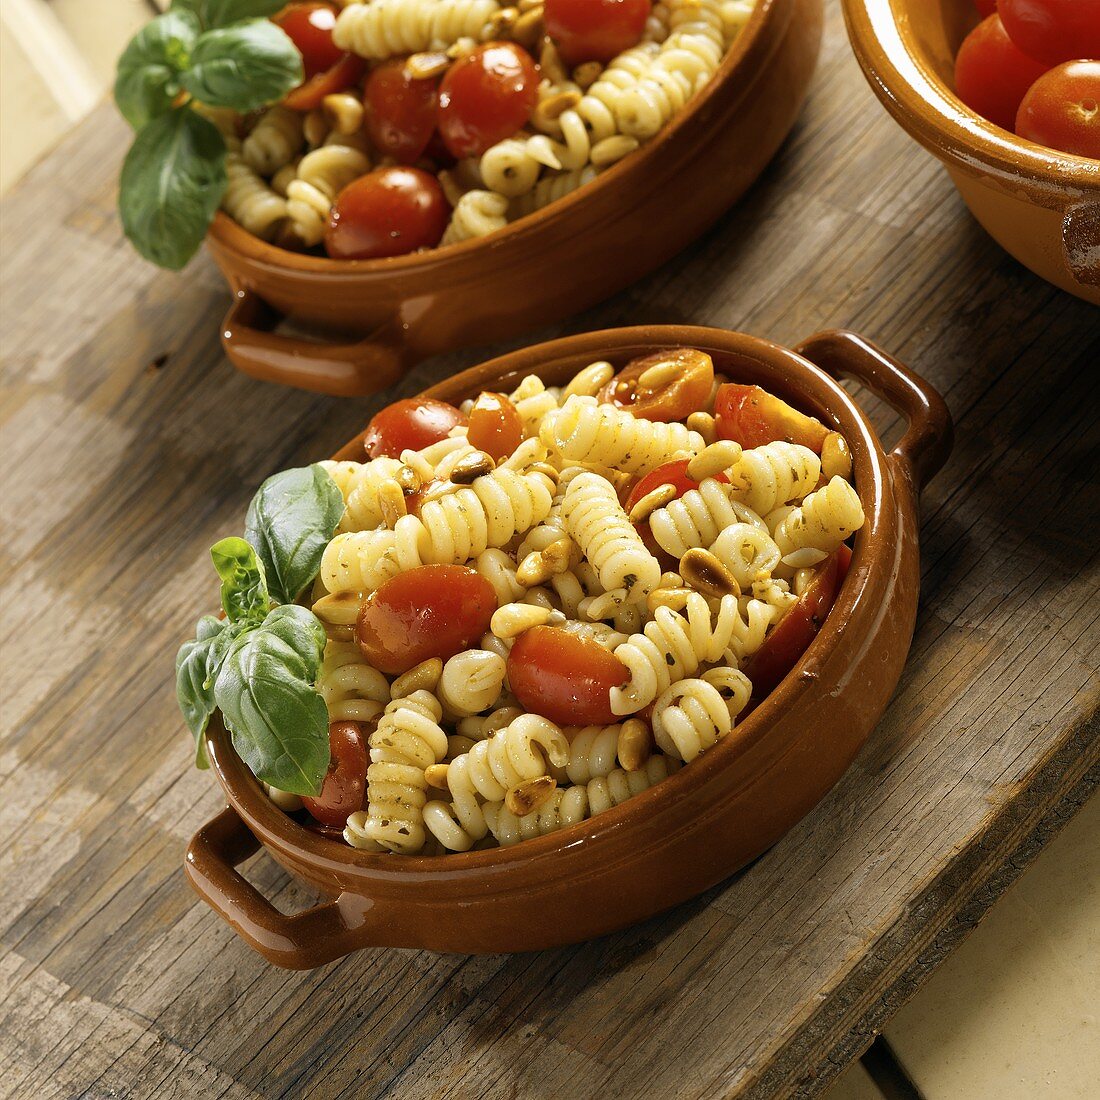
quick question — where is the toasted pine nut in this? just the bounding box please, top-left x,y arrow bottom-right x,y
517,550 -> 554,587
686,411 -> 718,446
492,602 -> 553,639
617,719 -> 652,772
564,360 -> 614,399
512,6 -> 544,47
391,658 -> 443,699
425,763 -> 450,790
407,51 -> 451,79
541,536 -> 575,571
450,450 -> 496,484
446,36 -> 478,60
628,482 -> 678,523
303,108 -> 328,147
637,359 -> 682,391
539,89 -> 582,121
686,439 -> 743,482
646,587 -> 693,613
378,480 -> 407,528
312,590 -> 366,626
821,431 -> 853,481
322,93 -> 364,135
572,60 -> 603,89
396,464 -> 421,493
679,548 -> 741,599
505,775 -> 556,817
529,461 -> 561,484
484,5 -> 519,38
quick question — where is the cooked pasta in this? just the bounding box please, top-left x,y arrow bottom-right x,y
222,152 -> 288,240
317,642 -> 390,723
648,478 -> 769,559
726,441 -> 822,516
708,521 -> 782,587
333,0 -> 501,60
772,476 -> 865,566
242,107 -> 304,176
583,755 -> 680,814
438,649 -> 507,716
441,189 -> 509,245
286,144 -> 371,246
652,677 -> 731,761
322,457 -> 404,532
482,786 -> 589,846
565,725 -> 623,783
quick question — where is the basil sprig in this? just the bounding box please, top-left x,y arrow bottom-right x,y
175,465 -> 343,795
113,1 -> 303,270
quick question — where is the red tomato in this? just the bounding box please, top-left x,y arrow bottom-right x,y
302,721 -> 369,828
364,60 -> 440,164
623,458 -> 728,513
599,348 -> 715,423
282,51 -> 366,111
740,546 -> 852,706
437,42 -> 540,159
1016,61 -> 1100,158
273,3 -> 342,78
954,15 -> 1050,130
508,626 -> 627,725
325,167 -> 450,260
974,0 -> 998,16
999,0 -> 1100,66
363,397 -> 466,459
713,384 -> 829,452
466,392 -> 524,461
544,0 -> 651,64
356,565 -> 497,675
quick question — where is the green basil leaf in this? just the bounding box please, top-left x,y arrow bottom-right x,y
176,614 -> 235,767
244,465 -> 344,606
171,0 -> 287,28
214,605 -> 330,795
118,107 -> 227,271
114,11 -> 201,129
181,20 -> 303,112
210,537 -> 270,626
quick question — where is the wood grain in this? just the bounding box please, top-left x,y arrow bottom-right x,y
1,3 -> 1098,1097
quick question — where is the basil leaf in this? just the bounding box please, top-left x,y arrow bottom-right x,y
210,537 -> 270,626
244,465 -> 344,605
114,11 -> 201,129
214,605 -> 330,795
182,20 -> 303,112
171,0 -> 287,28
119,107 -> 227,271
176,614 -> 235,767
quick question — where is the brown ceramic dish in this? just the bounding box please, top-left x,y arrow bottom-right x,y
843,0 -> 1100,305
206,0 -> 824,396
185,325 -> 952,969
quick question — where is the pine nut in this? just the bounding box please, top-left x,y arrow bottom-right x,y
563,360 -> 615,398
391,658 -> 443,699
646,587 -> 693,613
513,6 -> 544,48
637,359 -> 682,391
491,602 -> 553,639
686,439 -> 743,482
377,480 -> 407,528
517,550 -> 554,587
821,431 -> 853,481
303,108 -> 328,147
322,93 -> 364,135
686,411 -> 718,445
572,60 -> 603,89
407,51 -> 451,79
450,450 -> 496,484
617,719 -> 652,772
425,764 -> 450,790
505,775 -> 556,817
312,591 -> 366,625
396,464 -> 421,493
679,548 -> 741,599
541,536 -> 574,572
628,482 -> 677,523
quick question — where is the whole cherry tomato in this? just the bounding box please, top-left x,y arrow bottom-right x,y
974,0 -> 998,16
466,392 -> 524,461
1016,61 -> 1100,158
599,348 -> 715,423
301,721 -> 369,828
273,3 -> 343,78
364,59 -> 440,164
954,15 -> 1050,130
508,626 -> 628,725
437,42 -> 540,159
714,383 -> 829,452
999,0 -> 1100,66
325,167 -> 450,260
544,0 -> 651,65
282,51 -> 365,111
363,397 -> 467,459
356,565 -> 497,675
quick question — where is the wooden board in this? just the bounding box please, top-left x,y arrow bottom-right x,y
1,2 -> 1098,1096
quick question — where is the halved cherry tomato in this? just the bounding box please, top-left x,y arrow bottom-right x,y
302,721 -> 369,828
363,397 -> 467,459
714,383 -> 829,452
999,0 -> 1100,66
599,348 -> 714,423
1015,61 -> 1100,158
508,626 -> 627,725
740,545 -> 852,706
282,50 -> 366,112
273,3 -> 343,79
954,14 -> 1050,131
356,565 -> 497,675
364,59 -> 440,164
437,42 -> 540,159
974,0 -> 998,16
466,392 -> 524,461
325,167 -> 450,260
544,0 -> 651,65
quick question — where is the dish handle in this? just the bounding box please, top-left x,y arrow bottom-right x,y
186,806 -> 369,969
221,289 -> 409,397
795,329 -> 953,493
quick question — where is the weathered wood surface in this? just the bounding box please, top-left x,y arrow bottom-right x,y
1,3 -> 1097,1097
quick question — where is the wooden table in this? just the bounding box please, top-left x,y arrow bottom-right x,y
2,4 -> 1097,1096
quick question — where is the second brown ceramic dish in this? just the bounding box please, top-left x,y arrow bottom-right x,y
186,325 -> 952,968
207,0 -> 824,396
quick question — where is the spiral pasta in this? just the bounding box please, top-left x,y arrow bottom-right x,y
321,457 -> 404,532
565,725 -> 623,783
334,0 -> 501,60
242,107 -> 304,176
726,441 -> 822,516
709,521 -> 782,587
583,755 -> 679,814
286,144 -> 371,246
509,166 -> 597,219
317,641 -> 390,723
222,152 -> 288,240
772,476 -> 865,566
652,677 -> 731,761
441,189 -> 509,245
473,548 -> 526,607
321,528 -> 401,594
479,138 -> 542,197
648,478 -> 769,559
482,786 -> 589,847
438,649 -> 507,717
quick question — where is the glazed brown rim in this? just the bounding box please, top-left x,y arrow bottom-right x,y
206,0 -> 782,273
206,326 -> 905,878
842,0 -> 1100,194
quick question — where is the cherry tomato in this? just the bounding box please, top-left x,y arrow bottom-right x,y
282,51 -> 366,111
273,3 -> 343,78
508,626 -> 628,725
363,397 -> 467,459
1016,61 -> 1100,158
356,565 -> 497,675
325,167 -> 450,260
974,0 -> 998,16
438,42 -> 540,159
301,721 -> 369,828
544,0 -> 651,65
599,348 -> 715,423
364,60 -> 440,164
466,392 -> 524,461
740,546 -> 852,706
714,383 -> 829,452
954,15 -> 1050,131
999,0 -> 1100,66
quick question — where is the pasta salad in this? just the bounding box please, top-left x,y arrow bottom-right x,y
177,347 -> 866,855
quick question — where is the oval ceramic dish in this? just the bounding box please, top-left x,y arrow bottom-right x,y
843,0 -> 1100,305
186,325 -> 952,968
206,0 -> 824,396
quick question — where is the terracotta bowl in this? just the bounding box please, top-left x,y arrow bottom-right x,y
185,325 -> 952,969
843,0 -> 1100,305
205,0 -> 824,397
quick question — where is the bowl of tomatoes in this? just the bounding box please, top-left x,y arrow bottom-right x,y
842,0 -> 1100,304
184,323 -> 951,968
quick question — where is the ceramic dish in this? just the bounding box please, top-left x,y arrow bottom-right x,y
843,0 -> 1100,305
185,325 -> 951,968
207,0 -> 824,397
